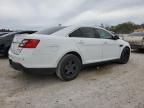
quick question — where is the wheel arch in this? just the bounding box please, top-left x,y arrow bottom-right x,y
57,51 -> 83,67
124,46 -> 131,51
65,51 -> 82,63
120,46 -> 130,55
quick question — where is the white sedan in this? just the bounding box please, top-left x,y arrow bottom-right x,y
9,25 -> 130,81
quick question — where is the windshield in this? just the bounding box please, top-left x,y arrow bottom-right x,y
129,32 -> 144,36
36,26 -> 66,35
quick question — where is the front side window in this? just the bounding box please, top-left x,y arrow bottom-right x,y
97,29 -> 113,39
94,28 -> 100,38
80,27 -> 96,38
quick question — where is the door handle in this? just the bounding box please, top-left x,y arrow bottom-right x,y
78,40 -> 85,44
119,44 -> 123,47
104,42 -> 108,44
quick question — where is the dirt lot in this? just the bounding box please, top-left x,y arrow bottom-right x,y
0,51 -> 144,108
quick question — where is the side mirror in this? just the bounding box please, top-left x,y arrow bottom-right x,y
113,35 -> 120,40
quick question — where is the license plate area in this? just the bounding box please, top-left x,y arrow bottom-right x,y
11,43 -> 22,55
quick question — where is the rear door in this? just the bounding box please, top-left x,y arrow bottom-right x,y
69,27 -> 103,64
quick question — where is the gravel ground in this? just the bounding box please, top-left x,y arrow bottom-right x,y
0,51 -> 144,108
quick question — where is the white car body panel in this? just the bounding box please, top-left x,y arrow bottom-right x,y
9,25 -> 130,69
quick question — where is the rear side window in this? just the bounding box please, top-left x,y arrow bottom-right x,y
36,26 -> 66,35
69,29 -> 82,37
69,27 -> 100,38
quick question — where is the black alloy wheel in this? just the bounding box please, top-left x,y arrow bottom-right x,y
56,54 -> 81,81
119,47 -> 130,64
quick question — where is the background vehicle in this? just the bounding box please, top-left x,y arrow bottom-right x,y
0,31 -> 36,56
9,26 -> 130,81
0,32 -> 9,36
123,32 -> 144,50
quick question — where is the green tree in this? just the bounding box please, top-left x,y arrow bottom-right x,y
105,22 -> 143,34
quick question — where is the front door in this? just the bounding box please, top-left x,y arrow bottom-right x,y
96,29 -> 120,61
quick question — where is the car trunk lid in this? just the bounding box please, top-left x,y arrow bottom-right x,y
10,34 -> 28,55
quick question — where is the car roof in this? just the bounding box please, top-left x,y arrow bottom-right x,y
51,25 -> 107,37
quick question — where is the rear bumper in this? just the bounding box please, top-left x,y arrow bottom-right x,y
9,49 -> 58,68
9,59 -> 24,71
9,59 -> 56,74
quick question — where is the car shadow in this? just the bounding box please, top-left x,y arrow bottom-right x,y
81,61 -> 118,75
10,71 -> 62,90
14,71 -> 59,83
8,61 -> 120,93
12,61 -> 117,82
22,61 -> 116,78
0,55 -> 7,59
131,49 -> 144,54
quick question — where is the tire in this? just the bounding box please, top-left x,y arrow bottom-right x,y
118,47 -> 130,64
56,54 -> 82,81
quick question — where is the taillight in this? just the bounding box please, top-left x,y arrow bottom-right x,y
19,39 -> 40,48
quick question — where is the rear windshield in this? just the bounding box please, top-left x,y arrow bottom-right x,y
36,26 -> 66,35
129,32 -> 144,36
